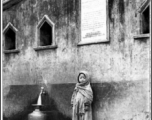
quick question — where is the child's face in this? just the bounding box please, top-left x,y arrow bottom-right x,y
79,73 -> 86,83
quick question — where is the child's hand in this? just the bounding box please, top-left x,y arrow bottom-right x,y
74,86 -> 78,90
74,87 -> 79,92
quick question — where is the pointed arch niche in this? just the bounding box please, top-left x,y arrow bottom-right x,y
3,22 -> 20,53
34,15 -> 57,51
134,0 -> 150,39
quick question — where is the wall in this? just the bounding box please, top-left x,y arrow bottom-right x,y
2,0 -> 151,120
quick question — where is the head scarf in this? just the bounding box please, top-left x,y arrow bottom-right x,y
71,70 -> 93,117
77,71 -> 91,86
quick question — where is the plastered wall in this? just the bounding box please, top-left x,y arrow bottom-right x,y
2,0 -> 150,120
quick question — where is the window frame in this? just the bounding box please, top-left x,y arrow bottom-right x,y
78,0 -> 110,46
134,0 -> 150,39
140,3 -> 150,34
3,22 -> 20,53
34,15 -> 57,51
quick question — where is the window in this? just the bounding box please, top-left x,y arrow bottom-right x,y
138,0 -> 150,34
36,15 -> 56,50
5,28 -> 16,50
40,21 -> 52,46
3,23 -> 18,51
141,5 -> 149,34
134,0 -> 150,39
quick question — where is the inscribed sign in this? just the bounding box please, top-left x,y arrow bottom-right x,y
81,0 -> 108,43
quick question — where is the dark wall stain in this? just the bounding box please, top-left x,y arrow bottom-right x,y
48,0 -> 61,20
119,31 -> 125,42
29,14 -> 37,25
39,1 -> 49,13
30,0 -> 36,5
4,53 -> 18,63
63,0 -> 74,16
75,0 -> 80,27
118,0 -> 125,24
117,0 -> 125,43
126,0 -> 129,7
108,0 -> 114,22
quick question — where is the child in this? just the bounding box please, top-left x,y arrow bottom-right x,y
71,71 -> 93,120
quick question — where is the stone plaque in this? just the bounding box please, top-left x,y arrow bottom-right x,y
81,0 -> 108,43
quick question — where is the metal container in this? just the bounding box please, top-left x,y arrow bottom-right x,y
28,107 -> 46,120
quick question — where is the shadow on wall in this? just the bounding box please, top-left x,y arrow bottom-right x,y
3,85 -> 72,120
3,97 -> 71,120
3,80 -> 149,120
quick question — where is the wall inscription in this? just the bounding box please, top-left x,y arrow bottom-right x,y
81,0 -> 108,43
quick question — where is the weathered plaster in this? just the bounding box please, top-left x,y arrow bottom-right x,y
2,0 -> 150,120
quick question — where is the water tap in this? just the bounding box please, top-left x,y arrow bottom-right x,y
36,87 -> 46,106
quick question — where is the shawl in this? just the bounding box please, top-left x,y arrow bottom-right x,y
71,71 -> 93,116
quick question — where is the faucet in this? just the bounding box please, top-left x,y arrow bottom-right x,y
33,87 -> 46,107
37,87 -> 45,106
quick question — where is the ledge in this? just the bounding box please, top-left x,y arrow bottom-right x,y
3,49 -> 20,54
3,0 -> 23,11
77,40 -> 109,46
34,45 -> 57,51
133,34 -> 150,39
